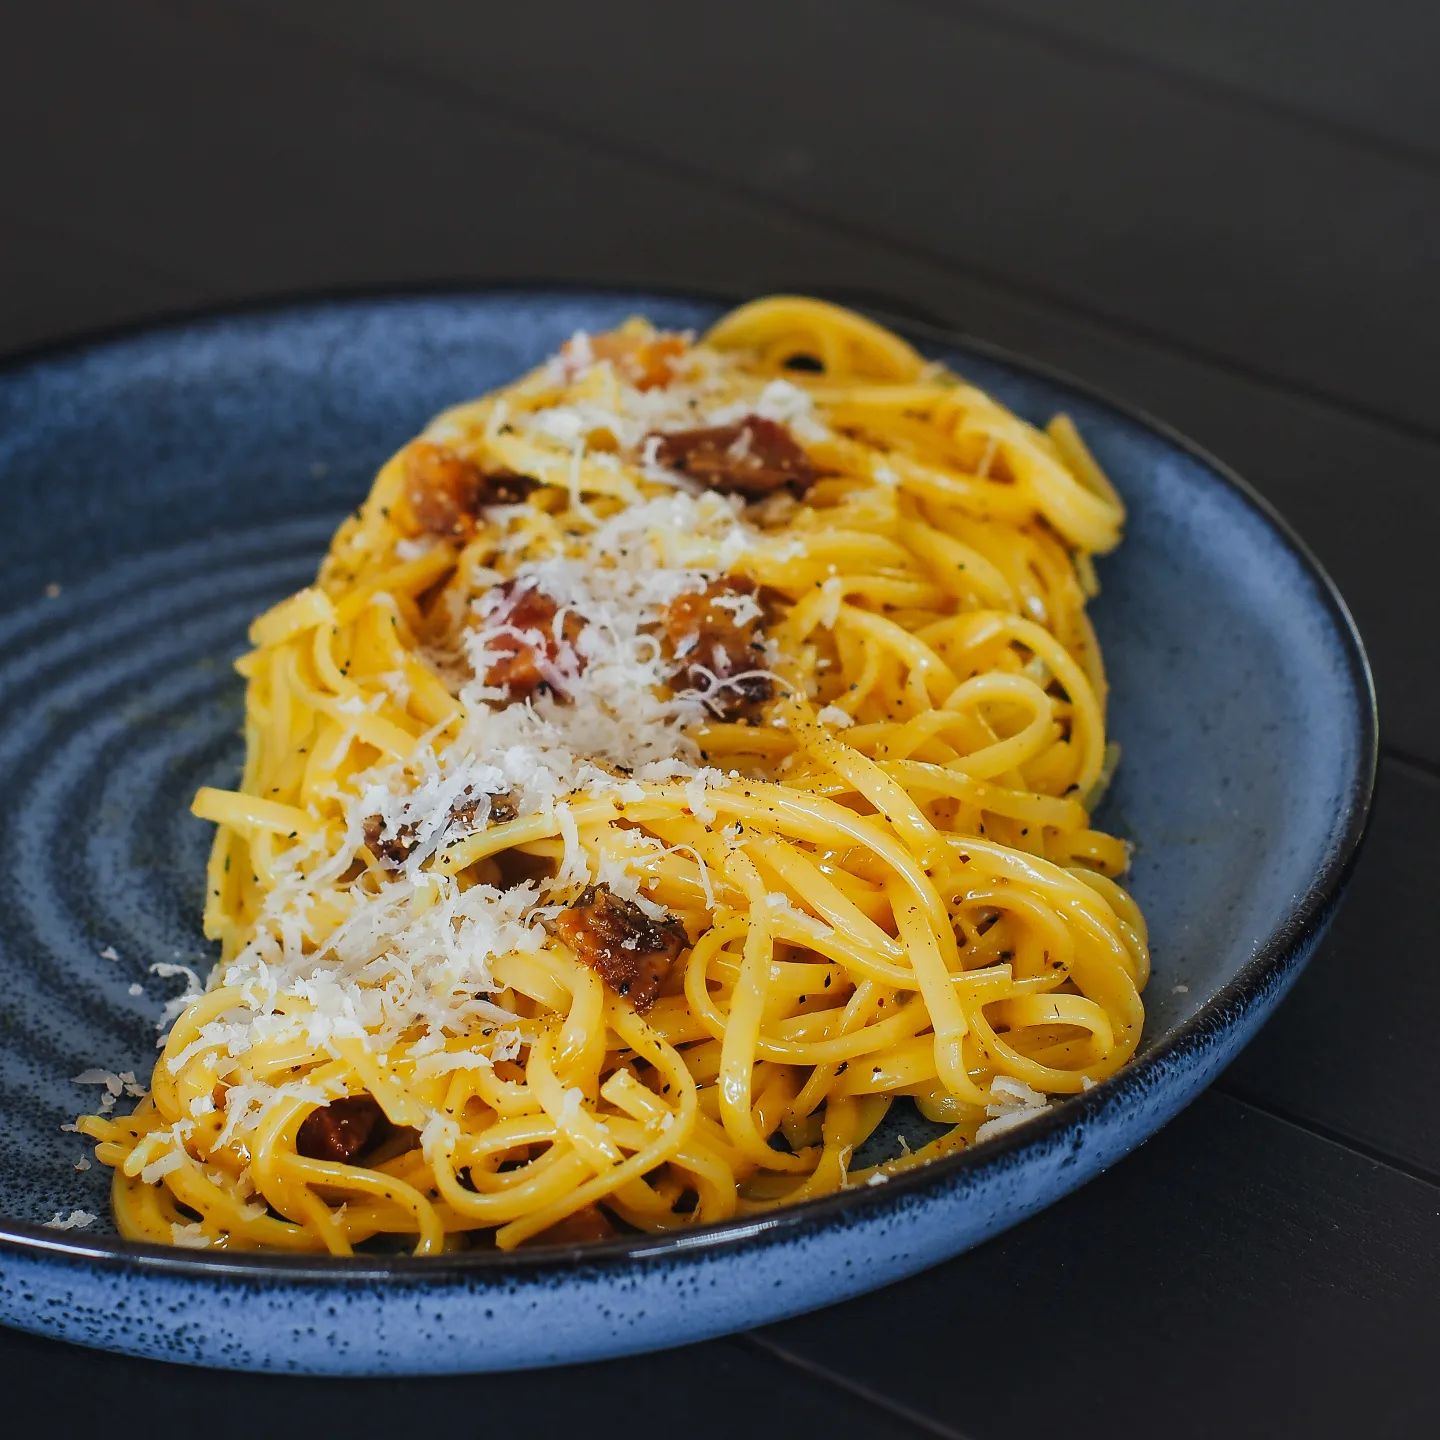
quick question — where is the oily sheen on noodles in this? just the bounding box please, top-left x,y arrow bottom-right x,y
79,296 -> 1148,1254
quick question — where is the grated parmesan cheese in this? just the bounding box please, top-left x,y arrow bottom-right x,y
975,1075 -> 1052,1142
418,1112 -> 459,1161
139,1150 -> 187,1186
45,1209 -> 97,1230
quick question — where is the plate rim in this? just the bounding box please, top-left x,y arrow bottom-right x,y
0,280 -> 1380,1283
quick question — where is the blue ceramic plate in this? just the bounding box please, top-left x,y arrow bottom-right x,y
0,288 -> 1375,1374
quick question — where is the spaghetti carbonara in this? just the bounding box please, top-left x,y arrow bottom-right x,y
79,297 -> 1147,1253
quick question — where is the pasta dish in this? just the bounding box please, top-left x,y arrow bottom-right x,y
79,296 -> 1147,1254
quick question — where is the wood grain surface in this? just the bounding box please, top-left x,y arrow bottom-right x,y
2,4 -> 1435,1434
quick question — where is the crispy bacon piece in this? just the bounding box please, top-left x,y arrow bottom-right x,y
648,415 -> 817,499
296,1095 -> 389,1164
477,470 -> 542,505
482,579 -> 586,699
527,1205 -> 621,1246
362,791 -> 514,869
551,885 -> 688,1012
565,331 -> 685,391
663,576 -> 773,719
403,441 -> 539,537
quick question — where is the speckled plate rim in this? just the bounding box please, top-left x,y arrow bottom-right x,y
0,280 -> 1379,1285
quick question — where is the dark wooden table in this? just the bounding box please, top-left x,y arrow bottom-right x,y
4,4 -> 1438,1434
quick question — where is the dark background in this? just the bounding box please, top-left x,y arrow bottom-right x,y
3,3 -> 1438,1435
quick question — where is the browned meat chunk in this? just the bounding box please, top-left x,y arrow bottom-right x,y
488,792 -> 519,824
648,416 -> 817,499
551,885 -> 688,1012
296,1095 -> 389,1164
476,470 -> 542,505
482,579 -> 586,699
663,576 -> 773,719
403,441 -> 539,537
526,1205 -> 621,1246
362,791 -> 515,868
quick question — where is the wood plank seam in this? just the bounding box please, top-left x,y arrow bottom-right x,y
1210,1085 -> 1440,1191
1383,746 -> 1440,786
900,0 -> 1440,175
231,5 -> 1440,448
740,1333 -> 976,1440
